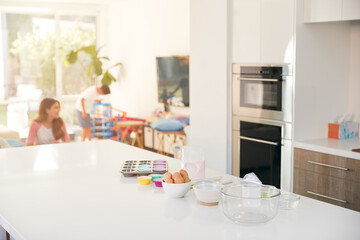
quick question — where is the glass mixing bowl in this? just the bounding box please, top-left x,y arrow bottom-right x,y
221,184 -> 281,223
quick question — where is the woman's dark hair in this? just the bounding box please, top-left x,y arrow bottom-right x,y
34,98 -> 65,140
100,85 -> 111,95
52,118 -> 65,140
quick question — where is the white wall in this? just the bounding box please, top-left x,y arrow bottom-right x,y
294,0 -> 350,141
190,0 -> 231,173
106,0 -> 189,118
105,0 -> 231,173
348,21 -> 360,122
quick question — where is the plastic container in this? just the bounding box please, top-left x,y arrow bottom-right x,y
193,181 -> 222,206
279,194 -> 300,210
173,144 -> 182,160
221,184 -> 280,223
181,146 -> 205,180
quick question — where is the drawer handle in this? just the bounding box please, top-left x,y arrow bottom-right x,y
307,161 -> 349,171
307,191 -> 347,204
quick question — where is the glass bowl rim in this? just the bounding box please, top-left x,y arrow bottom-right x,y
279,193 -> 301,201
221,184 -> 281,199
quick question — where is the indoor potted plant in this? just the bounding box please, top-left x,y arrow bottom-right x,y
64,45 -> 122,86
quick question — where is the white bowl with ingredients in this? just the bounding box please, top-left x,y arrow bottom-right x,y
193,180 -> 222,206
162,181 -> 191,198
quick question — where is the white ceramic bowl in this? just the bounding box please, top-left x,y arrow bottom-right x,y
193,181 -> 222,206
162,181 -> 191,198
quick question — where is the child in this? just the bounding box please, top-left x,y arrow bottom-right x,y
26,98 -> 70,146
75,85 -> 111,141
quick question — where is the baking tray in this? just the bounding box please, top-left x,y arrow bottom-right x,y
120,159 -> 168,177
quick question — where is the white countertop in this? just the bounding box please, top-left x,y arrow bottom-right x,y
293,138 -> 360,160
0,141 -> 359,240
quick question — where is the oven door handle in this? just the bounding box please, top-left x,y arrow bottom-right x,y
238,136 -> 280,146
236,77 -> 283,82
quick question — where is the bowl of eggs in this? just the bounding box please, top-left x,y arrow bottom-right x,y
162,169 -> 191,198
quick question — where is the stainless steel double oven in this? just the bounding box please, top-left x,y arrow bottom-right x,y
232,64 -> 293,191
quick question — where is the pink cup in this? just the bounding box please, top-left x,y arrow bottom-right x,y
154,178 -> 163,188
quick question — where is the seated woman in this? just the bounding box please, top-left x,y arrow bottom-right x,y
26,98 -> 70,146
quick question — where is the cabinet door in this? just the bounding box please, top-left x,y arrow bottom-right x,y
294,148 -> 360,212
294,148 -> 360,183
154,131 -> 160,152
304,0 -> 342,23
232,0 -> 261,63
294,168 -> 360,211
232,0 -> 295,64
342,0 -> 360,20
163,134 -> 187,155
163,134 -> 174,155
153,132 -> 187,155
143,126 -> 154,149
260,0 -> 295,63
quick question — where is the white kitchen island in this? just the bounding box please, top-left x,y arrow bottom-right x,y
0,140 -> 359,240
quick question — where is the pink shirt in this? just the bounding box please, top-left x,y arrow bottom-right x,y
26,121 -> 70,145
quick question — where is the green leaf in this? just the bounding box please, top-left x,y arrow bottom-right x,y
101,71 -> 117,86
109,62 -> 123,69
66,50 -> 78,64
81,45 -> 97,58
99,56 -> 110,61
101,72 -> 111,86
63,59 -> 70,67
93,59 -> 103,76
108,72 -> 116,82
86,62 -> 94,77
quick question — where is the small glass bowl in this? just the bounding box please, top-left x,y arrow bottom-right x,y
279,194 -> 300,210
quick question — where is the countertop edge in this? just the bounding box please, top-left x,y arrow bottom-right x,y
293,140 -> 360,160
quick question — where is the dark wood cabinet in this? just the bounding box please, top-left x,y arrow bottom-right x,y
294,148 -> 360,212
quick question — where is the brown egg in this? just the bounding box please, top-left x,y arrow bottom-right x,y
165,178 -> 174,183
184,176 -> 191,183
164,172 -> 172,180
172,172 -> 181,179
179,169 -> 189,178
174,176 -> 185,184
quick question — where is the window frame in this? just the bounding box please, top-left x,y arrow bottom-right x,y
0,1 -> 106,104
0,2 -> 107,130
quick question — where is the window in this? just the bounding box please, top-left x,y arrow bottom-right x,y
2,13 -> 56,99
60,15 -> 96,95
0,5 -> 98,132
